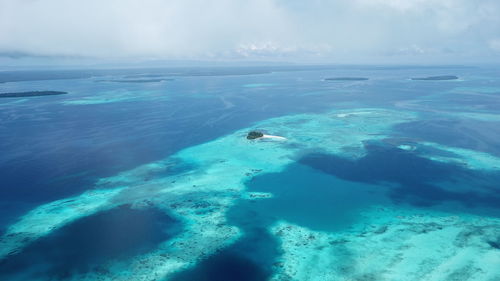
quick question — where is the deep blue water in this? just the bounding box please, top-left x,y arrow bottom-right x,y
0,205 -> 180,279
1,65 -> 500,280
299,144 -> 500,210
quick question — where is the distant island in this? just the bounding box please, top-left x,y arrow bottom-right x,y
0,91 -> 68,98
411,75 -> 458,81
98,79 -> 174,83
325,77 -> 369,81
123,74 -> 166,79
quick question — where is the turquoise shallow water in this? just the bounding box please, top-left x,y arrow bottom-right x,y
0,65 -> 499,280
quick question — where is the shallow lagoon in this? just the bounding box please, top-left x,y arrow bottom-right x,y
0,65 -> 499,280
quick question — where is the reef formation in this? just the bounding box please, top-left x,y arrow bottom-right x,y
0,108 -> 499,281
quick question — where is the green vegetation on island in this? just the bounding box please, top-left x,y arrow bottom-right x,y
247,131 -> 264,140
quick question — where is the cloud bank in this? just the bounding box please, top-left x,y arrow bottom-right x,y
1,0 -> 500,63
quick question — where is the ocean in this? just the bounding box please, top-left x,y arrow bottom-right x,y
0,65 -> 499,280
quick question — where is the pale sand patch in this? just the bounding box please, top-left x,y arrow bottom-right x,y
261,134 -> 288,141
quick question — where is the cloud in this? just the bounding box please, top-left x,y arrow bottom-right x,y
0,0 -> 499,63
489,39 -> 500,52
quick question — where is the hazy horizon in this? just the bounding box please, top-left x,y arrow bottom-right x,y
1,0 -> 500,67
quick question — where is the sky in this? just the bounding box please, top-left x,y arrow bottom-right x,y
1,0 -> 500,66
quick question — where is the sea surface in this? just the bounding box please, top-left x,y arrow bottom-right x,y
0,65 -> 499,281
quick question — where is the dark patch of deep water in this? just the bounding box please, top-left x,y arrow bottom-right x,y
395,119 -> 500,157
232,164 -> 387,232
175,141 -> 500,280
170,186 -> 285,281
300,143 -> 500,211
169,227 -> 276,281
0,205 -> 181,280
170,162 -> 388,281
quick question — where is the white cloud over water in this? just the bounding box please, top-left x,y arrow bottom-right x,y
0,0 -> 500,63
